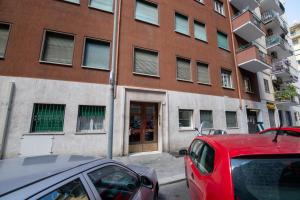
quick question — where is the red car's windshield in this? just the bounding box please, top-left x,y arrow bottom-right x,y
231,156 -> 300,200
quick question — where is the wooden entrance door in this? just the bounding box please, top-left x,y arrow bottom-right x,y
129,102 -> 158,153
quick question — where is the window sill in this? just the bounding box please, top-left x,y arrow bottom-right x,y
75,131 -> 106,135
61,0 -> 80,6
175,31 -> 190,38
195,38 -> 208,44
214,10 -> 226,18
23,132 -> 65,136
82,65 -> 110,71
222,86 -> 235,90
177,79 -> 193,83
179,128 -> 195,132
133,72 -> 160,78
218,47 -> 231,53
39,60 -> 73,67
88,5 -> 114,14
198,82 -> 212,86
135,18 -> 160,27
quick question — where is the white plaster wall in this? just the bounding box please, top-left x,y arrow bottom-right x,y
0,76 -> 117,158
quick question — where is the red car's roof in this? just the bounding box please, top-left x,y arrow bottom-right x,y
196,134 -> 300,158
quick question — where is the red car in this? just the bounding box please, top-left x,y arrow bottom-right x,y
180,134 -> 300,200
258,127 -> 300,137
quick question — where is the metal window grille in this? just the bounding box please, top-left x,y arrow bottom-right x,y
200,110 -> 213,128
77,105 -> 105,131
226,111 -> 238,128
134,48 -> 158,76
31,104 -> 65,132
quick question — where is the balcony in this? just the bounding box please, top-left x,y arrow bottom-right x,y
261,10 -> 288,35
266,35 -> 294,60
260,0 -> 285,15
291,30 -> 300,39
230,0 -> 260,11
272,59 -> 299,82
232,10 -> 265,42
275,91 -> 300,106
236,43 -> 272,73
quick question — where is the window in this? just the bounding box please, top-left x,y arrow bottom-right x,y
217,31 -> 228,50
31,104 -> 65,133
41,31 -> 74,65
195,0 -> 204,4
0,23 -> 10,58
39,179 -> 89,200
88,165 -> 139,200
214,0 -> 224,16
89,0 -> 114,12
64,0 -> 80,4
194,21 -> 207,42
263,79 -> 270,93
298,60 -> 300,65
135,0 -> 158,25
175,13 -> 189,35
293,39 -> 298,45
197,62 -> 210,84
177,57 -> 191,81
134,48 -> 159,76
179,109 -> 193,128
189,140 -> 204,165
221,69 -> 233,88
83,38 -> 110,70
226,111 -> 238,128
77,105 -> 105,132
198,144 -> 215,174
200,110 -> 213,128
244,77 -> 252,93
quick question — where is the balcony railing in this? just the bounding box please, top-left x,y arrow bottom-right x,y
261,10 -> 288,33
266,35 -> 293,52
238,42 -> 271,65
273,59 -> 291,73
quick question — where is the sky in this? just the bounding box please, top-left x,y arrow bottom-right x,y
284,0 -> 300,26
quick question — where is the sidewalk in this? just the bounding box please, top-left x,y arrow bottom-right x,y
114,152 -> 185,185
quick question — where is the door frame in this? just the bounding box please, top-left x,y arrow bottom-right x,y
122,88 -> 167,156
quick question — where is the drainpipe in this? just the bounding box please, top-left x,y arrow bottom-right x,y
107,0 -> 121,159
0,82 -> 15,159
226,0 -> 243,110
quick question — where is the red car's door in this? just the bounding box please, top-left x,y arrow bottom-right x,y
185,139 -> 204,200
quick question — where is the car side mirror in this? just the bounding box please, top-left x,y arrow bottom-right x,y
141,176 -> 153,189
179,148 -> 188,156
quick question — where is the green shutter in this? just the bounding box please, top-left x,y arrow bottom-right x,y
194,22 -> 207,41
217,32 -> 228,50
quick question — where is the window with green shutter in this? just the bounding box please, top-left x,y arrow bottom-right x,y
83,38 -> 110,69
175,13 -> 189,35
135,0 -> 158,25
134,48 -> 159,76
194,21 -> 207,42
197,62 -> 210,84
177,57 -> 191,81
217,31 -> 228,50
89,0 -> 114,12
0,23 -> 10,58
77,105 -> 106,132
31,104 -> 65,133
41,31 -> 74,65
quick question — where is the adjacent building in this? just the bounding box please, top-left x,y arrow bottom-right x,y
0,0 -> 299,158
291,22 -> 300,70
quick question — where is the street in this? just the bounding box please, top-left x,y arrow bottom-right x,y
158,180 -> 190,200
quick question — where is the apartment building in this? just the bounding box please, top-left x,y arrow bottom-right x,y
0,0 -> 297,158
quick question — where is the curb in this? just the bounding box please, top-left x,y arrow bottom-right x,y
159,174 -> 186,186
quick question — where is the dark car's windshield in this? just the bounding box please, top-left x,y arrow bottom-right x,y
231,157 -> 300,200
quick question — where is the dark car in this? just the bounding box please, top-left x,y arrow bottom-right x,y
0,155 -> 159,200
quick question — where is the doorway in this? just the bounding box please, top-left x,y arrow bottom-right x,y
268,109 -> 276,127
129,102 -> 158,153
247,109 -> 258,133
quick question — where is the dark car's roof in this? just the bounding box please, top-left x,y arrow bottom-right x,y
0,155 -> 103,196
196,134 -> 300,157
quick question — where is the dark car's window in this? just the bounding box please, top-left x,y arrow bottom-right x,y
88,165 -> 139,200
39,178 -> 89,200
198,144 -> 215,174
231,157 -> 300,200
